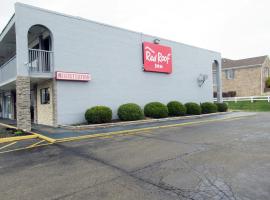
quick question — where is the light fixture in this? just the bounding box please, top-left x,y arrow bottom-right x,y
153,39 -> 160,44
197,74 -> 208,87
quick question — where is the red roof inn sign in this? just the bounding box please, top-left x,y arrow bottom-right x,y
143,42 -> 172,73
55,71 -> 91,81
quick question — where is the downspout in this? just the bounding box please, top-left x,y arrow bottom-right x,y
217,60 -> 223,103
261,67 -> 263,95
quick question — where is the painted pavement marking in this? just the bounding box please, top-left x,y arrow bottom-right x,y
0,114 -> 253,154
0,142 -> 17,150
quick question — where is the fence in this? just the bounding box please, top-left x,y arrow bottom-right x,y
0,56 -> 17,83
28,49 -> 53,73
214,96 -> 270,103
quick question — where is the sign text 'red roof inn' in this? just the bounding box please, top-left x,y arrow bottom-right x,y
143,42 -> 172,73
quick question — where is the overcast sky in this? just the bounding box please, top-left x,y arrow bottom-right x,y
1,0 -> 270,59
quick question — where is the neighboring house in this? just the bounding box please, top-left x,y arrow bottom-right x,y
0,3 -> 222,131
213,55 -> 270,97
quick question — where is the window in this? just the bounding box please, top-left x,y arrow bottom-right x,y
213,72 -> 217,86
40,88 -> 50,104
264,67 -> 270,78
225,69 -> 235,80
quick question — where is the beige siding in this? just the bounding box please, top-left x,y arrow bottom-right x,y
222,67 -> 262,96
262,58 -> 270,90
37,80 -> 54,126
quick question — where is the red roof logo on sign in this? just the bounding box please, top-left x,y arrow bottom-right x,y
143,42 -> 172,73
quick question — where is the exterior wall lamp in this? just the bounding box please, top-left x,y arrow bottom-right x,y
153,39 -> 160,44
197,74 -> 208,87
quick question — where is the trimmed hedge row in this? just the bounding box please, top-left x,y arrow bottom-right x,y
85,102 -> 228,124
85,106 -> 112,124
201,102 -> 217,114
185,102 -> 201,115
144,102 -> 168,118
215,102 -> 228,112
167,101 -> 186,116
118,103 -> 144,121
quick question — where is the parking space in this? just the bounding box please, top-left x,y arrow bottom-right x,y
0,112 -> 256,154
0,138 -> 51,154
1,112 -> 270,199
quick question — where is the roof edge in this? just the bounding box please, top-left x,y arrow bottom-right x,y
15,2 -> 220,55
214,64 -> 262,71
0,14 -> 15,42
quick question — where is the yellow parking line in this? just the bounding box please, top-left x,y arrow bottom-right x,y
0,135 -> 37,144
27,140 -> 45,148
30,132 -> 56,143
101,136 -> 114,139
56,114 -> 251,143
0,114 -> 253,154
0,142 -> 52,154
0,142 -> 17,150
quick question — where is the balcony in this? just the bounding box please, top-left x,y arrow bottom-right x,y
0,56 -> 17,85
28,49 -> 54,77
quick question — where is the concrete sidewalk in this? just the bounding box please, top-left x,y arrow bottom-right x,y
31,112 -> 256,140
0,112 -> 256,140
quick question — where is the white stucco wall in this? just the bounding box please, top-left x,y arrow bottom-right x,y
15,3 -> 221,125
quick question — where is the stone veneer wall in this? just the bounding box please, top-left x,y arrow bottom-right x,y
222,66 -> 262,97
16,76 -> 31,131
37,80 -> 54,126
52,80 -> 57,126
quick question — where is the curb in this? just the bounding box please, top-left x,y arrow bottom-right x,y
61,112 -> 231,130
0,122 -> 55,144
56,113 -> 251,143
0,135 -> 37,144
30,131 -> 56,143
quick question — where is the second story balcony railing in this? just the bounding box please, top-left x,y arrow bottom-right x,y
0,56 -> 17,84
28,49 -> 53,74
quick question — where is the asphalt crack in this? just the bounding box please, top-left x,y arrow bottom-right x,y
50,143 -> 238,200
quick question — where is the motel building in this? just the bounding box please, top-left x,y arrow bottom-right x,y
0,3 -> 222,131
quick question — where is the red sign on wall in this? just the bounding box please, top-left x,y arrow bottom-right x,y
143,42 -> 172,73
55,71 -> 91,82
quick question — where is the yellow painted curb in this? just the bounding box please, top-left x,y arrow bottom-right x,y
0,114 -> 254,154
56,114 -> 252,143
0,135 -> 37,144
0,122 -> 56,143
30,132 -> 56,143
0,123 -> 18,129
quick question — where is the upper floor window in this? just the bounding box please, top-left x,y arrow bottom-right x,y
264,67 -> 270,78
225,69 -> 235,80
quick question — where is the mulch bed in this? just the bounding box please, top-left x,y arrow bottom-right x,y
0,127 -> 30,138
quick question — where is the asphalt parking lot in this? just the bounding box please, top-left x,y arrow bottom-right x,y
0,112 -> 270,200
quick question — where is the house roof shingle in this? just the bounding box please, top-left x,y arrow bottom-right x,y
222,56 -> 268,69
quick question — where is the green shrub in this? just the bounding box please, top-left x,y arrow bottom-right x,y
185,102 -> 201,115
215,102 -> 228,112
167,101 -> 186,116
266,77 -> 270,88
144,102 -> 168,118
14,130 -> 24,136
118,103 -> 144,121
85,106 -> 112,124
201,102 -> 218,114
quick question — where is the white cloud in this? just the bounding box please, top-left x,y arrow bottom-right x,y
0,0 -> 270,59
